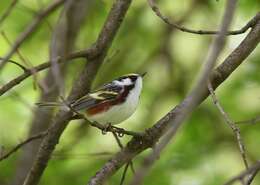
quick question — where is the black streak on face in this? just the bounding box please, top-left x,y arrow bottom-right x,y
129,75 -> 138,82
117,75 -> 138,83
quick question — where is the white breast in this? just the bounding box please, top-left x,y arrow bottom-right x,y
86,77 -> 143,125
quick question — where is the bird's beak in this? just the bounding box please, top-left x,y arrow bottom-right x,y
141,72 -> 147,77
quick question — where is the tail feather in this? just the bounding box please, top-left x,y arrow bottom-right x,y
35,102 -> 64,107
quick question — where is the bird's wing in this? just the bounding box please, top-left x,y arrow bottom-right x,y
72,82 -> 123,111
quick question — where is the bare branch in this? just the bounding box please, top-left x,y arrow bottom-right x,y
0,0 -> 66,70
11,1 -> 93,184
208,82 -> 248,168
120,163 -> 130,185
129,1 -> 238,184
0,131 -> 47,162
0,49 -> 91,96
88,3 -> 260,185
147,0 -> 260,35
22,0 -> 134,185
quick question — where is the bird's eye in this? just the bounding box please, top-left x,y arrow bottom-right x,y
116,75 -> 138,83
129,76 -> 137,82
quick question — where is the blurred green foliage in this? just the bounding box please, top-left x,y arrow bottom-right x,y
0,0 -> 260,185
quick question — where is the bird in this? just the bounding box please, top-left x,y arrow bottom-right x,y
36,73 -> 145,126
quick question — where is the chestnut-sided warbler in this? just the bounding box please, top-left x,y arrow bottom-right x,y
37,73 -> 145,125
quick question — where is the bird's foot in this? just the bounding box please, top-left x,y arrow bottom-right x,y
101,123 -> 112,135
112,126 -> 125,137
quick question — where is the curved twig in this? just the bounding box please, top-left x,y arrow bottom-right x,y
147,0 -> 260,35
0,57 -> 27,71
0,131 -> 48,162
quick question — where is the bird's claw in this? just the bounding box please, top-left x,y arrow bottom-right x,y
118,132 -> 124,137
101,123 -> 112,135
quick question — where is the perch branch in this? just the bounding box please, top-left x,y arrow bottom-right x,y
22,0 -> 134,185
61,96 -> 143,138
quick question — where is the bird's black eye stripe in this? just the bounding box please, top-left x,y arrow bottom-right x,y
129,75 -> 137,82
117,75 -> 137,82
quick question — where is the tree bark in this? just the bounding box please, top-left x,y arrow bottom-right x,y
11,1 -> 92,184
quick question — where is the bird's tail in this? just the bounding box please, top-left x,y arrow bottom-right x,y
35,102 -> 65,108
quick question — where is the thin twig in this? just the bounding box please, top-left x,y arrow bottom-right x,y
208,82 -> 248,169
112,130 -> 135,182
0,131 -> 48,162
224,161 -> 260,185
120,163 -> 130,185
0,57 -> 27,71
0,0 -> 66,70
0,0 -> 19,27
112,132 -> 124,149
246,168 -> 260,185
0,49 -> 92,96
1,31 -> 47,91
147,0 -> 260,35
236,116 -> 260,125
